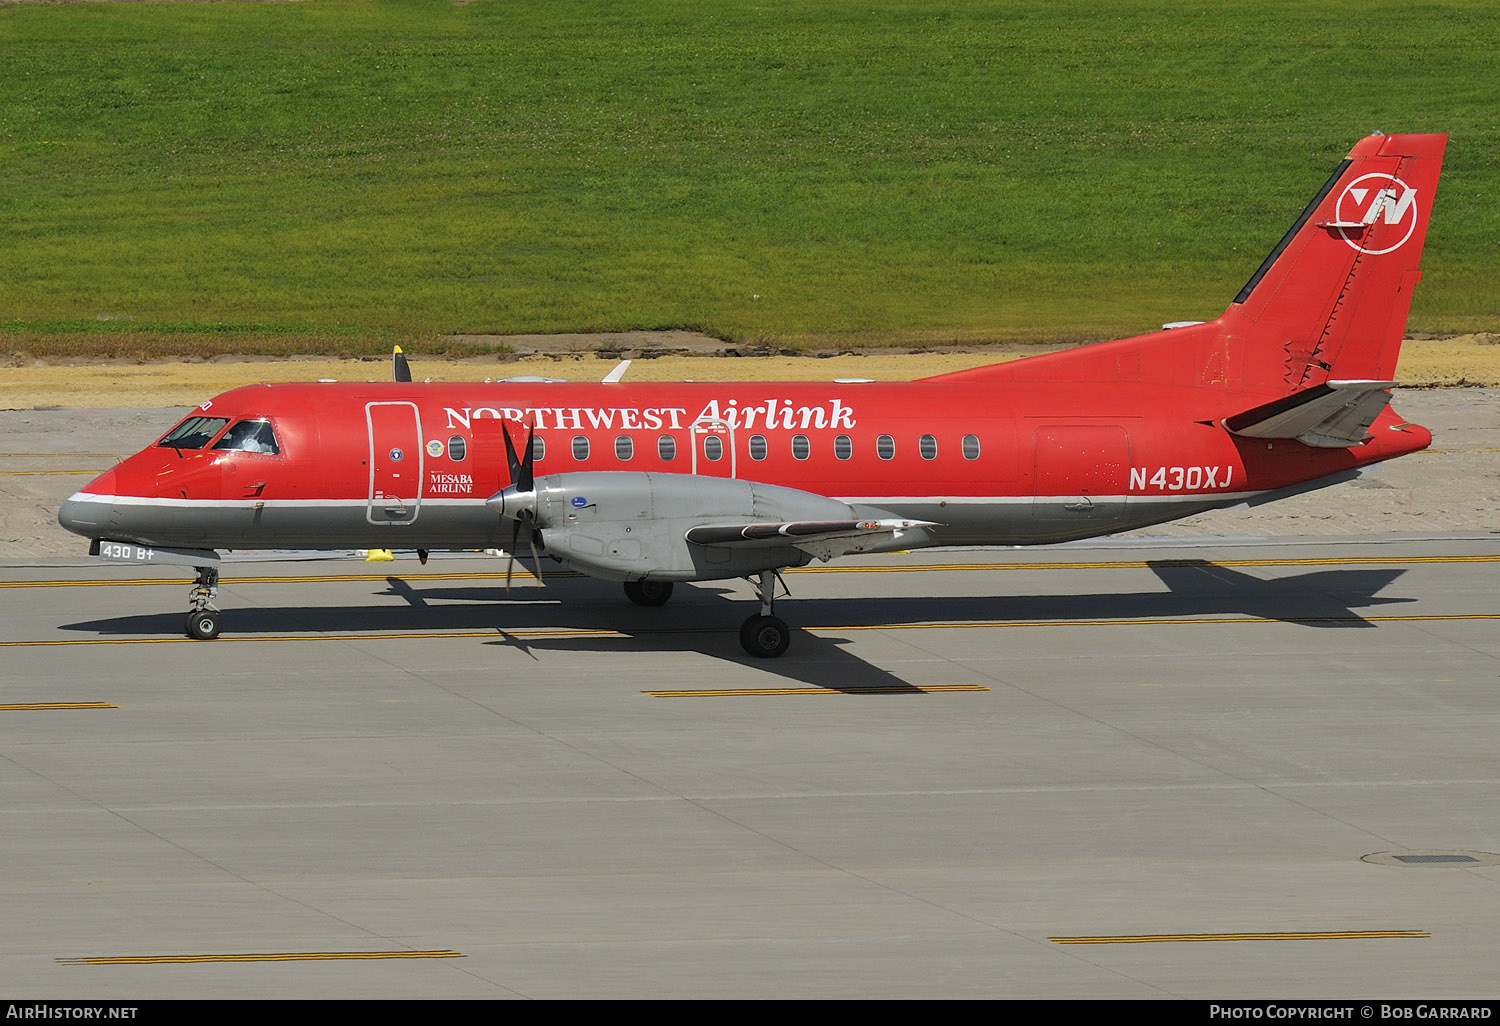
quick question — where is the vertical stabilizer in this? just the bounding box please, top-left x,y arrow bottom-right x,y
1230,133 -> 1446,388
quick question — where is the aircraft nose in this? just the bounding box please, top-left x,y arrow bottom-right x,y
57,468 -> 117,538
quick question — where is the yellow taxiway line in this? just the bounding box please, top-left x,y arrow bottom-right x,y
0,469 -> 98,476
645,685 -> 990,697
0,702 -> 117,711
4,612 -> 1498,649
4,553 -> 1500,591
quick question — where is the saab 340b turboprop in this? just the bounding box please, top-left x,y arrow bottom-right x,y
59,132 -> 1446,657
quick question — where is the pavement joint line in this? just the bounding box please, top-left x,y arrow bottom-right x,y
1050,930 -> 1429,944
58,950 -> 465,965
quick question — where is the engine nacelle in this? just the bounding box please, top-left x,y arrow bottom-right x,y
526,471 -> 856,581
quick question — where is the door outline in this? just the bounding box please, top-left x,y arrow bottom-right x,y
366,401 -> 424,525
1031,424 -> 1130,520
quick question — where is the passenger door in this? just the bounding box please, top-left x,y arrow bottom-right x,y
366,401 -> 423,525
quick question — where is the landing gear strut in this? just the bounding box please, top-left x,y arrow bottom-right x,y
739,569 -> 791,658
184,565 -> 221,640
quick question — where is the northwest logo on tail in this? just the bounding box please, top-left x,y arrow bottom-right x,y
1334,172 -> 1419,254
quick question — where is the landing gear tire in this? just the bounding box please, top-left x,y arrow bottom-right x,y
740,614 -> 791,658
624,579 -> 674,607
185,608 -> 222,641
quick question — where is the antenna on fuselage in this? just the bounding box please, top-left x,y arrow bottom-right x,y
392,345 -> 412,383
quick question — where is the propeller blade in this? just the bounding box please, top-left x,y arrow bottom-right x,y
392,345 -> 412,383
524,513 -> 543,585
500,421 -> 521,486
504,518 -> 520,593
519,422 -> 536,493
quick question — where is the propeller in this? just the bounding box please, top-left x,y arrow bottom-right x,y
392,345 -> 412,383
492,420 -> 541,592
499,419 -> 535,493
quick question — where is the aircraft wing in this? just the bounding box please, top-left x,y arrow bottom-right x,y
685,517 -> 937,560
1223,379 -> 1397,448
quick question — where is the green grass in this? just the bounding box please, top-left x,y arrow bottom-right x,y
2,0 -> 1498,355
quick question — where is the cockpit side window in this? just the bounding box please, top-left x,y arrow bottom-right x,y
211,419 -> 280,455
158,416 -> 229,450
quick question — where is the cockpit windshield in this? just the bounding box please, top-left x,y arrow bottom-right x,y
211,419 -> 280,455
158,416 -> 229,450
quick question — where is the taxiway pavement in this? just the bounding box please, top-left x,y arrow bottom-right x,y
0,390 -> 1496,998
2,540 -> 1499,999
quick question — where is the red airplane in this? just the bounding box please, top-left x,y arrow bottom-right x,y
60,132 -> 1446,657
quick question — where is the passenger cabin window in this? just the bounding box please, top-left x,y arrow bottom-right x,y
615,435 -> 634,461
748,435 -> 768,461
834,435 -> 853,460
448,436 -> 467,461
211,419 -> 279,455
531,436 -> 546,462
159,416 -> 228,450
703,435 -> 724,461
919,434 -> 938,460
791,434 -> 810,460
876,435 -> 895,460
962,434 -> 981,460
658,435 -> 676,461
571,436 -> 590,461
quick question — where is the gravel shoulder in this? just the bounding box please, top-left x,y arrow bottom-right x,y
5,334 -> 1500,410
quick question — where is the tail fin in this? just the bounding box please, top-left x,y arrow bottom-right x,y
916,133 -> 1447,393
1229,132 -> 1447,388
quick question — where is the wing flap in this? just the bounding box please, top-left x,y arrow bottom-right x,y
1223,379 -> 1395,448
685,517 -> 937,559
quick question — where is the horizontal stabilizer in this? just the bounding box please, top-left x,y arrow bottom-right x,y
1223,380 -> 1396,448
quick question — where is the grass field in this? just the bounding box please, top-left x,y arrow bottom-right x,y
2,0 -> 1498,355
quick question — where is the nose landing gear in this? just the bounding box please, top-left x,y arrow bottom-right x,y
184,565 -> 221,640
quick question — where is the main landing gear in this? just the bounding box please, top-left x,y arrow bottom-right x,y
623,579 -> 674,607
621,572 -> 792,657
739,569 -> 791,659
184,565 -> 221,640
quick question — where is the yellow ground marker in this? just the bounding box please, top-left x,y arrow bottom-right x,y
0,702 -> 116,711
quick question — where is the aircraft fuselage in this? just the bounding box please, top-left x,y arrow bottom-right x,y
59,373 -> 1429,560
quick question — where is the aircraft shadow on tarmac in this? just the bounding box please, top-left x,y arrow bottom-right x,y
60,560 -> 1411,693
